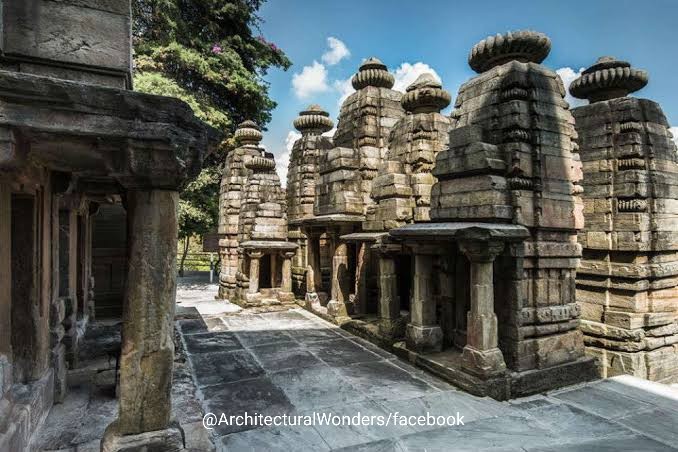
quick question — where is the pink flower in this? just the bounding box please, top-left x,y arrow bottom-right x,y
211,44 -> 222,54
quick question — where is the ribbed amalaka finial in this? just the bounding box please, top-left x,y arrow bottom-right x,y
468,30 -> 551,73
569,56 -> 649,103
293,104 -> 334,136
245,155 -> 276,172
234,120 -> 263,145
401,73 -> 451,114
351,57 -> 395,90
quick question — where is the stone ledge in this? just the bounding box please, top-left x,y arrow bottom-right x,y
391,343 -> 598,400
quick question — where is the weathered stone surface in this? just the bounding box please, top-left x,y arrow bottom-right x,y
572,57 -> 678,383
116,190 -> 178,435
101,421 -> 185,452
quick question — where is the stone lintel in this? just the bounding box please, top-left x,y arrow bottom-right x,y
299,214 -> 366,227
340,232 -> 389,242
239,240 -> 298,251
390,222 -> 529,242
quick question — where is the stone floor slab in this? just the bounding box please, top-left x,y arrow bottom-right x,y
551,383 -> 654,419
235,329 -> 295,348
307,400 -> 416,450
305,338 -> 383,367
218,424 -> 330,451
285,327 -> 344,343
250,341 -> 323,372
334,360 -> 439,402
617,407 -> 678,446
270,365 -> 366,411
379,390 -> 517,433
525,434 -> 678,452
183,331 -> 243,355
190,350 -> 264,387
201,376 -> 294,436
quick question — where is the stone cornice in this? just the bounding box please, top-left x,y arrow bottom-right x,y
0,70 -> 221,190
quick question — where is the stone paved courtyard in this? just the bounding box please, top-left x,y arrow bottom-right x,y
34,275 -> 678,451
176,277 -> 678,452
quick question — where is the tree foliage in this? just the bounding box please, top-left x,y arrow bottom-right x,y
131,0 -> 291,244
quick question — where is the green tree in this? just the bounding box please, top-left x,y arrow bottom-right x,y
131,0 -> 291,273
177,166 -> 220,275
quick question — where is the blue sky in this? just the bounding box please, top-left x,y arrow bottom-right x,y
256,0 -> 678,182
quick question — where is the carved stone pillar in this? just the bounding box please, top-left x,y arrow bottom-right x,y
354,243 -> 369,316
328,235 -> 351,317
306,234 -> 322,294
458,240 -> 507,377
406,253 -> 442,352
102,189 -> 184,451
282,251 -> 295,293
248,250 -> 263,294
378,252 -> 399,337
270,252 -> 278,287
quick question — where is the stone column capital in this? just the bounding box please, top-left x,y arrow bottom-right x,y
282,250 -> 296,259
458,240 -> 504,263
247,250 -> 263,259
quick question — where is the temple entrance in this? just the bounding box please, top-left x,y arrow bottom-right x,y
11,194 -> 38,383
260,253 -> 272,289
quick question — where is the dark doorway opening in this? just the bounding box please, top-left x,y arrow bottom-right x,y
396,254 -> 412,312
260,254 -> 272,289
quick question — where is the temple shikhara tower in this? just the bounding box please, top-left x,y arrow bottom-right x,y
286,105 -> 334,296
388,30 -> 595,398
571,57 -> 678,383
299,57 -> 405,318
218,121 -> 296,306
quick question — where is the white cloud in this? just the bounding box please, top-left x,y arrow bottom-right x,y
292,61 -> 329,99
391,62 -> 442,93
276,131 -> 302,187
556,67 -> 587,109
321,37 -> 350,66
670,127 -> 678,146
333,77 -> 355,108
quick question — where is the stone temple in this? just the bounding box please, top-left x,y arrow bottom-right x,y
571,56 -> 678,383
3,2 -> 678,448
217,121 -> 296,306
277,31 -> 609,399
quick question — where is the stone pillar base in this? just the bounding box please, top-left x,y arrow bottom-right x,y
305,292 -> 320,310
101,421 -> 185,452
378,317 -> 407,339
327,299 -> 353,317
406,324 -> 442,353
276,291 -> 295,303
461,345 -> 506,377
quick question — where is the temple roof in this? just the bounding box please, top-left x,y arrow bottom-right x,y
293,104 -> 334,135
468,30 -> 551,73
351,57 -> 395,90
401,73 -> 451,114
569,56 -> 648,103
234,120 -> 263,146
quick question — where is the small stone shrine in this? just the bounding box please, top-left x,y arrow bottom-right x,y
218,121 -> 296,306
299,57 -> 404,317
286,105 -> 334,296
387,30 -> 597,399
